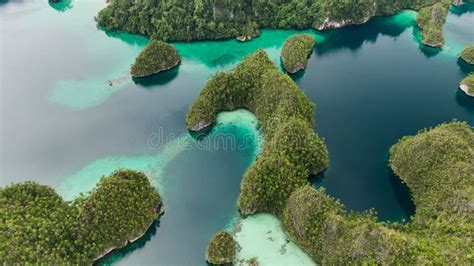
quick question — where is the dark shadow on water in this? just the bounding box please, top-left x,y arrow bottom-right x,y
309,170 -> 326,187
48,0 -> 73,12
457,57 -> 474,75
388,169 -> 415,223
95,220 -> 161,265
455,88 -> 474,112
133,66 -> 180,88
450,3 -> 474,16
99,27 -> 149,47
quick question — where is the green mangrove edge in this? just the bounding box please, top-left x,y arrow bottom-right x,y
281,34 -> 315,74
0,169 -> 163,264
131,40 -> 181,78
205,231 -> 237,265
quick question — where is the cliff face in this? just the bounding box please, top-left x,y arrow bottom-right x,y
96,0 -> 441,42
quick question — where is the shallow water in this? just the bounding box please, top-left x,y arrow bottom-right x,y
1,0 -> 473,264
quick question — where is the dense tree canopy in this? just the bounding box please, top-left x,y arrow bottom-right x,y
461,45 -> 474,65
416,0 -> 450,47
205,231 -> 236,264
96,0 -> 442,42
187,50 -> 328,215
131,40 -> 181,78
0,169 -> 162,264
283,121 -> 473,264
281,34 -> 315,73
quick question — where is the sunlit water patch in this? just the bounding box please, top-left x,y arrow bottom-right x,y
228,214 -> 315,266
57,133 -> 191,200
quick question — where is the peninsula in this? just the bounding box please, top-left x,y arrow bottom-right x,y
416,1 -> 450,47
187,50 -> 329,215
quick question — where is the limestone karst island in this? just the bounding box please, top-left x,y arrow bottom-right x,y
1,0 -> 473,265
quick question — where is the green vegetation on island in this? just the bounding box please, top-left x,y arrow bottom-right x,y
236,21 -> 260,42
460,73 -> 474,96
281,34 -> 315,73
131,40 -> 181,78
282,121 -> 474,264
205,231 -> 237,265
96,0 -> 442,42
0,169 -> 162,264
186,50 -> 329,215
460,45 -> 474,65
416,1 -> 450,47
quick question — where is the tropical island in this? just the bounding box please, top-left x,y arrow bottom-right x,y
205,231 -> 237,264
460,73 -> 474,96
416,1 -> 450,47
284,121 -> 473,264
0,169 -> 162,264
461,45 -> 474,65
187,51 -> 473,264
187,50 -> 329,215
281,34 -> 315,73
96,0 -> 448,42
131,40 -> 181,78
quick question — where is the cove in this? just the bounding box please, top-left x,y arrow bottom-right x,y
1,0 -> 474,265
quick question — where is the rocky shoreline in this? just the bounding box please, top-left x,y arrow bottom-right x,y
93,202 -> 164,263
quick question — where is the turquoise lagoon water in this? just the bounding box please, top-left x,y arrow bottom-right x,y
1,0 -> 473,264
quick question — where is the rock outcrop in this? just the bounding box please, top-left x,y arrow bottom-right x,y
281,34 -> 315,73
131,40 -> 181,78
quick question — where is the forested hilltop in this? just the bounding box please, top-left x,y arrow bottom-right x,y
97,0 -> 442,42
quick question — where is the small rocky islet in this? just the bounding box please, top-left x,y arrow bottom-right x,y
459,45 -> 474,97
130,40 -> 181,78
460,45 -> 474,65
3,0 -> 474,264
281,34 -> 316,73
1,169 -> 163,264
